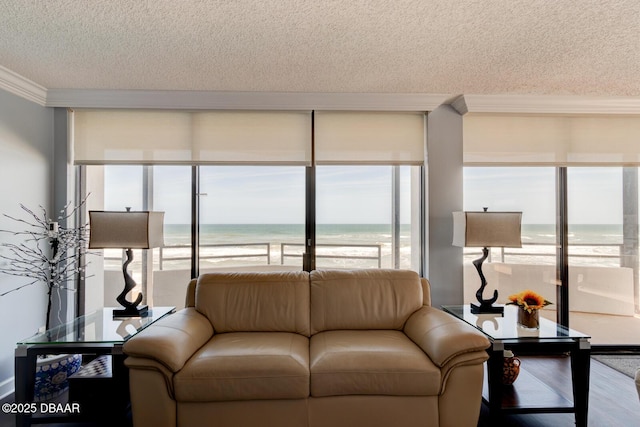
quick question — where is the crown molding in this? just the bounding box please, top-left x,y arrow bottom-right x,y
449,95 -> 468,115
0,66 -> 47,106
44,91 -> 640,114
3,65 -> 640,115
45,89 -> 451,111
459,94 -> 640,115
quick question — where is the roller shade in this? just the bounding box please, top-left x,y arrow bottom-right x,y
191,111 -> 311,164
464,113 -> 640,166
74,110 -> 192,163
73,109 -> 312,165
314,111 -> 425,165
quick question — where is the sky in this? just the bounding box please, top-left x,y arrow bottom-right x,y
103,165 -> 627,226
104,165 -> 414,225
464,167 -> 624,225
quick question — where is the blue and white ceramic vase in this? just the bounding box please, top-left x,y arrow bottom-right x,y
34,354 -> 82,401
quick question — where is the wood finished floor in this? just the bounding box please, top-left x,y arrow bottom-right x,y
1,356 -> 638,427
478,356 -> 640,426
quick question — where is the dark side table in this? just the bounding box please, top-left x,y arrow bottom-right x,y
14,306 -> 174,427
442,305 -> 591,427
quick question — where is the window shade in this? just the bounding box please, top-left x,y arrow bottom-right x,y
191,111 -> 311,164
73,109 -> 312,165
74,110 -> 193,164
314,111 -> 425,165
464,113 -> 640,166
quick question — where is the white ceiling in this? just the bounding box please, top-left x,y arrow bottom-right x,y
0,0 -> 639,108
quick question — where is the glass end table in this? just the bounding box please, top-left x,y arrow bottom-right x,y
14,306 -> 175,427
442,304 -> 591,427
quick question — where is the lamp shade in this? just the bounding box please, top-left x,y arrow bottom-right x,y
89,211 -> 165,249
452,211 -> 522,248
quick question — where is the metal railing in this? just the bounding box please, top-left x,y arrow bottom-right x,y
106,242 -> 383,269
106,243 -> 271,269
280,243 -> 382,268
159,243 -> 271,269
477,242 -> 626,266
108,241 -> 626,270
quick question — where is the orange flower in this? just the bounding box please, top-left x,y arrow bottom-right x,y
507,290 -> 552,313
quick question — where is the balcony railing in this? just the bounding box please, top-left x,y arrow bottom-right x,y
158,243 -> 271,270
280,243 -> 382,268
485,242 -> 627,266
106,242 -> 627,271
105,242 -> 383,269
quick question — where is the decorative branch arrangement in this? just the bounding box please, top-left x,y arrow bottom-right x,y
0,198 -> 91,330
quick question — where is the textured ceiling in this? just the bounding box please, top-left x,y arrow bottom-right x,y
0,0 -> 639,96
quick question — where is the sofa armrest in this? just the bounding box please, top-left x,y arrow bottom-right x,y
123,307 -> 214,372
404,306 -> 490,367
420,278 -> 432,307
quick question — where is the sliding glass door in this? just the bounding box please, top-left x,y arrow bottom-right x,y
76,109 -> 426,316
198,166 -> 306,271
84,165 -> 193,310
463,167 -> 557,311
316,165 -> 422,270
567,167 -> 639,346
463,165 -> 640,346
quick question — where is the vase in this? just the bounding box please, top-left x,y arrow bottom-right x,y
518,308 -> 540,329
502,354 -> 521,385
34,354 -> 82,401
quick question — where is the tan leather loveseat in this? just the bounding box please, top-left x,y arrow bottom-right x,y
123,269 -> 490,427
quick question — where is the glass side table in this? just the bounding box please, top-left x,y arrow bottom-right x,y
442,304 -> 591,427
14,306 -> 175,427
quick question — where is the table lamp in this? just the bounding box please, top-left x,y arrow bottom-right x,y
89,209 -> 164,318
452,208 -> 522,314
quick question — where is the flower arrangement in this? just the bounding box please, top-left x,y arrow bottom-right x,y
507,290 -> 552,313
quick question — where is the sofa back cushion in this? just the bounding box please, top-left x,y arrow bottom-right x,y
310,269 -> 423,335
195,271 -> 310,336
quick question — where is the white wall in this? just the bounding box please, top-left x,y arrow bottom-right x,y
0,89 -> 53,399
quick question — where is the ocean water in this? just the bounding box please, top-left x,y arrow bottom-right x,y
522,224 -> 623,245
494,224 -> 624,267
158,223 -> 414,269
164,224 -> 410,245
106,223 -> 628,271
165,223 -> 624,246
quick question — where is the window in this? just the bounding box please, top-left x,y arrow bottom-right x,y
199,166 -> 305,271
567,167 -> 639,346
463,167 -> 556,307
84,165 -> 193,310
316,165 -> 421,270
463,112 -> 640,347
76,109 -> 426,312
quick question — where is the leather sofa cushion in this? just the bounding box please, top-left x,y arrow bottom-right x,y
310,269 -> 423,334
174,332 -> 310,402
309,330 -> 440,397
195,271 -> 310,335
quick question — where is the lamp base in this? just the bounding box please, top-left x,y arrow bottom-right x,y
113,305 -> 149,319
470,303 -> 504,315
